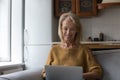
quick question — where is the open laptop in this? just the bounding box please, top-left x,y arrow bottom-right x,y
45,65 -> 84,80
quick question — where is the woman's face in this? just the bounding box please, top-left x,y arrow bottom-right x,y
62,18 -> 77,43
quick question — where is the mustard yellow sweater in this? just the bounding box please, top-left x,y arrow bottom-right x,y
43,44 -> 102,77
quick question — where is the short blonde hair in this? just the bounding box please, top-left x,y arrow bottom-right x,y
58,12 -> 82,44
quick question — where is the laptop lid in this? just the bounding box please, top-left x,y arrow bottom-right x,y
45,65 -> 84,80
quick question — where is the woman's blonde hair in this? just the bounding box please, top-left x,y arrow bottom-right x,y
58,12 -> 82,44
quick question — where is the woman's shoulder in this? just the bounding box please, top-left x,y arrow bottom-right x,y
79,44 -> 92,55
51,44 -> 60,49
48,44 -> 61,54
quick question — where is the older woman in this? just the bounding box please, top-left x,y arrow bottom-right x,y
42,12 -> 102,80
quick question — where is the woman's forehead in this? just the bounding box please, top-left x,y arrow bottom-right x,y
62,19 -> 77,29
63,17 -> 74,24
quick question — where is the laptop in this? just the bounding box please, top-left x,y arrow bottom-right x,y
45,65 -> 84,80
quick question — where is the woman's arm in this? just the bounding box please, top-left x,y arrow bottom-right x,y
83,46 -> 103,79
83,71 -> 102,79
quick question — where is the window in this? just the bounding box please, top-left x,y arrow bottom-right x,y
0,0 -> 11,62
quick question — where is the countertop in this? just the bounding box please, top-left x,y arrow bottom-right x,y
81,41 -> 120,50
81,41 -> 120,44
53,41 -> 120,50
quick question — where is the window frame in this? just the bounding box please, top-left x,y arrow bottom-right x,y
0,0 -> 24,65
0,0 -> 12,62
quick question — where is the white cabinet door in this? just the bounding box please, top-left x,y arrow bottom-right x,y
24,44 -> 51,69
25,0 -> 52,44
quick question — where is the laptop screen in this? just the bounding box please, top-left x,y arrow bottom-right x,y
45,65 -> 84,80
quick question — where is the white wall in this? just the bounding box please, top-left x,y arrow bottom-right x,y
102,0 -> 120,3
81,7 -> 120,41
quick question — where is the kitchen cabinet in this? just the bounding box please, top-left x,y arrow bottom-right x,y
54,0 -> 97,17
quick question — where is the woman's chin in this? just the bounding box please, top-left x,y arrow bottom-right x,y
64,40 -> 72,43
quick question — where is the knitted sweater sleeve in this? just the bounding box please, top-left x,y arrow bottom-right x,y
84,46 -> 103,76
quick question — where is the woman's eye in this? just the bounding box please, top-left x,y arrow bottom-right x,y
70,29 -> 76,32
62,27 -> 67,31
62,26 -> 76,32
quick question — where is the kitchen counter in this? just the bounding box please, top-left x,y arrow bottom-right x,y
52,41 -> 120,50
81,41 -> 120,50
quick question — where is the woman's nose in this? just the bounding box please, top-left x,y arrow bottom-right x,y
66,29 -> 71,35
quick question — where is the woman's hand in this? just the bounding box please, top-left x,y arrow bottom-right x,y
42,69 -> 46,80
42,72 -> 46,79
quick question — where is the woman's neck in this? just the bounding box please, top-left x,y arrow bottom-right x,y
60,42 -> 78,49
